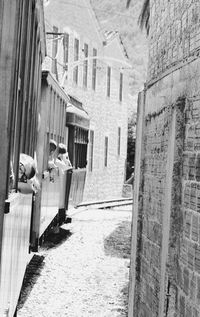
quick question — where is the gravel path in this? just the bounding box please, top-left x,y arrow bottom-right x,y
17,206 -> 132,317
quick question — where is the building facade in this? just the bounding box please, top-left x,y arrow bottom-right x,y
43,0 -> 129,202
129,1 -> 200,316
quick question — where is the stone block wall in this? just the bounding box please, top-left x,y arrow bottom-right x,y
133,102 -> 176,317
177,96 -> 200,316
129,1 -> 200,316
148,0 -> 200,82
129,56 -> 200,316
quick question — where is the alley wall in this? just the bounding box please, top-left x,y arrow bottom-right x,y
129,0 -> 200,316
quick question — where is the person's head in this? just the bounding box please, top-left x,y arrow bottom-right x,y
58,143 -> 67,155
19,153 -> 36,182
49,139 -> 57,155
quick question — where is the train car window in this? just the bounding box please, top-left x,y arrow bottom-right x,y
7,1 -> 25,193
50,89 -> 54,133
48,87 -> 53,133
52,25 -> 58,79
55,94 -> 59,136
63,103 -> 66,137
74,127 -> 88,169
20,2 -> 34,152
43,132 -> 50,171
9,1 -> 33,192
61,102 -> 65,138
60,101 -> 63,138
53,91 -> 56,134
7,1 -> 43,194
58,98 -> 62,137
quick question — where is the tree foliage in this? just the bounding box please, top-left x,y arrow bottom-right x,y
126,0 -> 150,35
138,0 -> 150,34
126,113 -> 137,180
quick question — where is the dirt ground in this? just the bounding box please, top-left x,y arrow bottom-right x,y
17,205 -> 132,317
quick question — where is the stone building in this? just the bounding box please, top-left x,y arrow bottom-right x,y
43,0 -> 129,202
129,1 -> 200,316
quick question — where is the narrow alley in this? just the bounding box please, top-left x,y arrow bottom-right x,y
17,205 -> 132,317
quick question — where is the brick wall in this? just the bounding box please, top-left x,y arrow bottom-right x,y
133,103 -> 175,317
129,1 -> 200,316
148,0 -> 200,82
129,42 -> 200,317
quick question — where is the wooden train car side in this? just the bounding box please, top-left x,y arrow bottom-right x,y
32,71 -> 69,247
0,1 -> 46,316
66,98 -> 90,207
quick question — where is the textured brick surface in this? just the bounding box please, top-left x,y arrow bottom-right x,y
148,0 -> 200,82
130,4 -> 200,313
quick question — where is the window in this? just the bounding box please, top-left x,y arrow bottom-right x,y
52,26 -> 58,79
118,127 -> 121,156
88,130 -> 94,171
104,136 -> 108,167
73,38 -> 79,84
83,43 -> 88,88
107,66 -> 111,97
73,127 -> 88,169
119,72 -> 123,102
92,48 -> 97,90
63,33 -> 69,73
8,2 -> 43,194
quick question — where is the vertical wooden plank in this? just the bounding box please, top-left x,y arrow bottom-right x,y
20,0 -> 32,152
0,0 -> 19,276
128,91 -> 146,317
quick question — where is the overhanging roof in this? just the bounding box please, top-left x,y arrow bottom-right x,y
66,103 -> 90,130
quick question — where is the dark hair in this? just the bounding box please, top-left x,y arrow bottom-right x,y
29,166 -> 36,179
50,139 -> 57,152
58,143 -> 67,154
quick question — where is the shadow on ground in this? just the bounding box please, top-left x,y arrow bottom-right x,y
41,227 -> 72,250
17,228 -> 72,310
104,220 -> 131,259
17,254 -> 45,309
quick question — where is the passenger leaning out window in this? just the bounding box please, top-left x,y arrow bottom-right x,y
18,153 -> 40,194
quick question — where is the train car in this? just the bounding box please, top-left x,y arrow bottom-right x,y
30,70 -> 70,249
66,96 -> 90,207
0,1 -> 46,316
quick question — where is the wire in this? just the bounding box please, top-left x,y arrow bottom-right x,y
46,54 -> 132,71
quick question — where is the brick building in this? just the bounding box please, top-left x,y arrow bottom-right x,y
43,0 -> 129,202
129,1 -> 200,316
